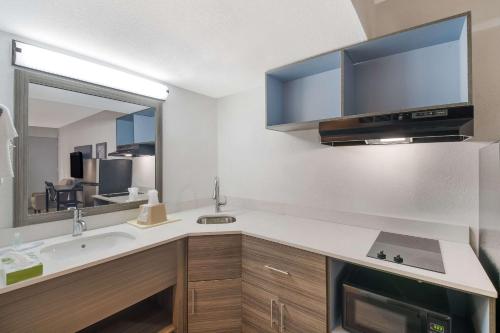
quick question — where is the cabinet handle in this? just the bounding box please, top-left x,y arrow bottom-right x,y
280,303 -> 285,333
265,265 -> 290,276
191,288 -> 195,314
270,299 -> 277,327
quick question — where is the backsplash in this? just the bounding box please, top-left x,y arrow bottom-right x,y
217,86 -> 486,247
228,197 -> 469,244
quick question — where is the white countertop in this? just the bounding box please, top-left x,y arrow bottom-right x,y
0,206 -> 497,298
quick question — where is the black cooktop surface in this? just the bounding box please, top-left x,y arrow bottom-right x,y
367,231 -> 445,273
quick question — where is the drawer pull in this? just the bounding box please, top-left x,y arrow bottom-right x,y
280,303 -> 285,332
265,265 -> 290,275
270,299 -> 277,327
191,288 -> 195,314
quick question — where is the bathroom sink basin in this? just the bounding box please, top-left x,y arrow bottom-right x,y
40,232 -> 135,261
197,215 -> 236,224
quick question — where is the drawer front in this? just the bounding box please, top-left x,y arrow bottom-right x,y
188,278 -> 241,333
0,242 -> 178,333
188,235 -> 241,281
242,281 -> 279,333
242,236 -> 327,315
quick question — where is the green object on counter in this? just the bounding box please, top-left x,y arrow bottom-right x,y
1,250 -> 44,285
6,262 -> 43,285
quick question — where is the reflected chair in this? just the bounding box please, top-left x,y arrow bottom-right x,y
45,181 -> 81,211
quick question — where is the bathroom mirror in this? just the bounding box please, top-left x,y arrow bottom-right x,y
13,69 -> 163,227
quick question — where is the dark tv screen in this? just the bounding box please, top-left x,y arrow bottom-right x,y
70,152 -> 84,179
99,159 -> 132,194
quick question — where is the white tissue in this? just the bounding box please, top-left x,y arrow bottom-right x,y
128,187 -> 139,201
147,189 -> 159,205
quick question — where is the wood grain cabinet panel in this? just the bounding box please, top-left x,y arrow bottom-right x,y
242,236 -> 327,333
188,278 -> 242,333
242,281 -> 279,333
188,234 -> 241,281
242,236 -> 327,313
0,242 -> 179,333
242,281 -> 325,333
277,300 -> 327,333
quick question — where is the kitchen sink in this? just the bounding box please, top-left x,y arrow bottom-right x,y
196,215 -> 236,224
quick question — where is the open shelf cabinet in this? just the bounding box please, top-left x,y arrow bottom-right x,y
266,12 -> 471,131
266,51 -> 342,131
78,288 -> 175,333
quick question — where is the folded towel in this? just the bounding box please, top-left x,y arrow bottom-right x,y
0,104 -> 18,179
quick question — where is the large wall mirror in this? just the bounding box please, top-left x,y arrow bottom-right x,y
13,69 -> 163,227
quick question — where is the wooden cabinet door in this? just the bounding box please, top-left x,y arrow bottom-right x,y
188,278 -> 241,333
188,235 -> 241,281
242,281 -> 279,333
278,301 -> 327,333
243,280 -> 327,333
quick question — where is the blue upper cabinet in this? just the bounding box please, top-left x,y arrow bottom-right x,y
266,13 -> 471,131
266,51 -> 342,131
116,108 -> 156,145
343,14 -> 470,117
116,114 -> 134,146
133,108 -> 155,143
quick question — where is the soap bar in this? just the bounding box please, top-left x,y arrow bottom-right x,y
0,250 -> 43,285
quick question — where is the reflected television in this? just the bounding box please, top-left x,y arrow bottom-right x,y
70,151 -> 84,179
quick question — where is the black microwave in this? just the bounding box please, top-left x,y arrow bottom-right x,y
342,268 -> 470,333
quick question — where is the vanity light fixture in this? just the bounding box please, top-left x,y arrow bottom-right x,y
365,137 -> 413,145
12,40 -> 169,100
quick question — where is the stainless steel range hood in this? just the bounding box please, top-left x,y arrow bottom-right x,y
108,143 -> 155,157
319,105 -> 473,146
109,108 -> 156,157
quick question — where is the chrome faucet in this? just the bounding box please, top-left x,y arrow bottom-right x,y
70,207 -> 87,237
213,176 -> 227,213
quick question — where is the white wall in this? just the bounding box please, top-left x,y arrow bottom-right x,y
217,86 -> 484,230
28,126 -> 58,138
132,156 -> 155,189
27,127 -> 59,195
163,85 -> 218,211
27,136 -> 58,195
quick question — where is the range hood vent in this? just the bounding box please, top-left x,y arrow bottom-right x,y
108,143 -> 155,157
319,106 -> 473,146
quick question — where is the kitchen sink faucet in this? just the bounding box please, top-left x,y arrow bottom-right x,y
70,207 -> 87,237
213,176 -> 227,213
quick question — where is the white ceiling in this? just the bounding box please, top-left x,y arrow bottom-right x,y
0,0 -> 366,98
28,83 -> 147,128
29,99 -> 108,129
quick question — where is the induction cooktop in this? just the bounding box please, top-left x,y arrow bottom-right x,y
367,231 -> 445,273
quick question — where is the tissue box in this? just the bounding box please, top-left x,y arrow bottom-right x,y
1,250 -> 43,285
137,203 -> 167,225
